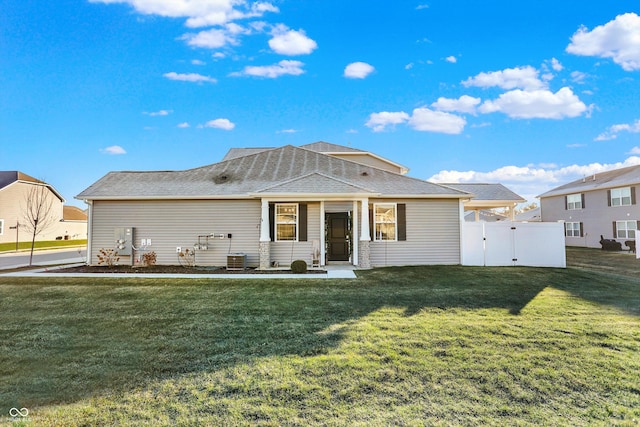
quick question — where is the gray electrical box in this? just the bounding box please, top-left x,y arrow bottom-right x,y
114,227 -> 135,263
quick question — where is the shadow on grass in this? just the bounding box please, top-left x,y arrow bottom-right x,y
1,263 -> 634,411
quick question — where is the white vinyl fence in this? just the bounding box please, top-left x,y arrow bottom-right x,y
462,222 -> 566,268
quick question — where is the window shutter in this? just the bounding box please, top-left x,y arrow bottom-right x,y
269,203 -> 275,241
632,187 -> 636,205
637,220 -> 640,231
613,221 -> 617,239
298,203 -> 307,242
564,196 -> 568,210
581,193 -> 585,209
607,190 -> 611,207
397,203 -> 406,241
579,222 -> 584,237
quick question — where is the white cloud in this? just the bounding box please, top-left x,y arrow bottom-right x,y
570,71 -> 588,83
479,87 -> 589,119
230,60 -> 305,78
431,95 -> 481,114
550,57 -> 563,71
462,66 -> 546,91
445,55 -> 457,63
365,111 -> 410,132
566,13 -> 640,71
408,108 -> 466,134
277,129 -> 298,134
201,118 -> 235,130
344,62 -> 375,79
628,147 -> 640,155
365,108 -> 466,134
429,156 -> 640,203
191,59 -> 206,65
100,145 -> 126,155
268,25 -> 317,55
595,119 -> 640,141
163,72 -> 217,83
182,27 -> 236,49
89,0 -> 279,28
416,4 -> 429,10
143,109 -> 172,116
177,122 -> 190,128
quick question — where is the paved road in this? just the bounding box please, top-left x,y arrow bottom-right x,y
0,248 -> 87,270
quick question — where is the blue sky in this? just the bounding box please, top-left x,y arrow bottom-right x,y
2,1 -> 640,208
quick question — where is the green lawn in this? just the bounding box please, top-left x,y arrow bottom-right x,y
0,240 -> 86,253
1,253 -> 639,425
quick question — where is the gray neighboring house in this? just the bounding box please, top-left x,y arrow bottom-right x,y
76,142 -> 471,268
538,164 -> 640,249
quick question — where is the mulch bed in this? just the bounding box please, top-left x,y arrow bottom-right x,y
52,265 -> 326,274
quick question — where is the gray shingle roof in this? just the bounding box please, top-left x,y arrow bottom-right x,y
300,141 -> 365,153
441,183 -> 525,202
538,164 -> 640,198
221,147 -> 275,161
77,145 -> 469,200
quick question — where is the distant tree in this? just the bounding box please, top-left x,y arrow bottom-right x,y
21,183 -> 57,266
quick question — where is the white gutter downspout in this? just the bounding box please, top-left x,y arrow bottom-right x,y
320,201 -> 326,266
459,199 -> 466,265
85,200 -> 93,266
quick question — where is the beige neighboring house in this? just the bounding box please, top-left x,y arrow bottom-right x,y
538,164 -> 640,249
0,171 -> 87,245
77,142 -> 475,268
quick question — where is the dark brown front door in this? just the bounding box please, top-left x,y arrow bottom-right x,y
327,212 -> 350,261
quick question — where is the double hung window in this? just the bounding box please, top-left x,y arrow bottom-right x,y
275,203 -> 298,241
374,203 -> 397,241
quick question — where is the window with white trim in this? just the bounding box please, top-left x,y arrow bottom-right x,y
275,203 -> 298,241
0,219 -> 4,236
374,203 -> 397,241
566,193 -> 582,210
611,187 -> 632,207
565,222 -> 581,237
615,220 -> 636,239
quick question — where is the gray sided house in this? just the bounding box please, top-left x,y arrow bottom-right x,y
77,143 -> 471,268
539,164 -> 640,248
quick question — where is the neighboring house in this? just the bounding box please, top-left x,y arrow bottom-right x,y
538,164 -> 640,248
515,207 -> 541,222
77,142 -> 473,268
0,171 -> 87,245
442,183 -> 525,221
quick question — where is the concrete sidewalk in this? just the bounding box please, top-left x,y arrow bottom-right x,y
1,263 -> 358,279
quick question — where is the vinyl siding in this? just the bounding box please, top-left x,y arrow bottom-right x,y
90,199 -> 262,266
541,187 -> 640,248
270,202 -> 321,266
369,198 -> 461,266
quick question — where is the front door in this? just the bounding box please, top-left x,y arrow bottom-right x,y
327,212 -> 351,261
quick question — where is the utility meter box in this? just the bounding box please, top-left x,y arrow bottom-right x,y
114,227 -> 134,255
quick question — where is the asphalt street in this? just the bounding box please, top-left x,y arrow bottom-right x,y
0,248 -> 87,270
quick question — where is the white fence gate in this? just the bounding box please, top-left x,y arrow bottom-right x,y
462,222 -> 566,268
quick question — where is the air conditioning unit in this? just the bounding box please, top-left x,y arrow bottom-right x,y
227,253 -> 246,271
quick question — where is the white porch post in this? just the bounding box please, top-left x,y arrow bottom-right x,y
352,200 -> 359,266
360,198 -> 370,241
359,198 -> 371,268
259,198 -> 271,269
320,201 -> 326,266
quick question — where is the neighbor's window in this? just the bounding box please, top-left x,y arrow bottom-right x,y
565,222 -> 581,237
0,219 -> 4,235
611,187 -> 632,206
615,220 -> 636,239
275,203 -> 298,241
374,203 -> 397,241
566,193 -> 582,210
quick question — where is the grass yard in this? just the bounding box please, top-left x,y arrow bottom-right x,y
1,250 -> 639,426
0,240 -> 86,253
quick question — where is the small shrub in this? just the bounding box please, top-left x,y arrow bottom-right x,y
178,248 -> 195,267
142,251 -> 157,266
97,248 -> 119,266
290,259 -> 307,274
